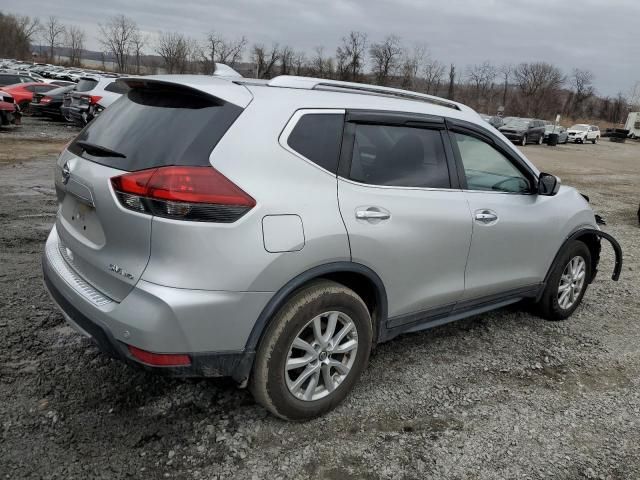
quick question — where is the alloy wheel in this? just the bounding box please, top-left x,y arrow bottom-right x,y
557,256 -> 586,310
285,311 -> 358,401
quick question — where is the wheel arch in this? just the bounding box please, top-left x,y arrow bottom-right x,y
538,227 -> 622,301
244,262 -> 388,352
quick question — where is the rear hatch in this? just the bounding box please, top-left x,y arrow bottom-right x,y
70,78 -> 98,108
54,77 -> 252,301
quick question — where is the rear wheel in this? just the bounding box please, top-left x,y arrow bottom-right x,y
536,240 -> 591,321
538,134 -> 544,145
592,136 -> 598,144
18,101 -> 31,116
250,280 -> 372,420
520,135 -> 527,146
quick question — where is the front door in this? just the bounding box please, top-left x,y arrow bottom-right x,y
337,114 -> 473,325
448,129 -> 557,300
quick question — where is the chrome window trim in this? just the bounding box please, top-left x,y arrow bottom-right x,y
337,176 -> 462,193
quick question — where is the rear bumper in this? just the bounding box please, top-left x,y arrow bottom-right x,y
42,227 -> 270,382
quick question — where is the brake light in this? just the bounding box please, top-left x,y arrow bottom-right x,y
128,345 -> 191,367
89,95 -> 102,105
40,96 -> 52,104
111,166 -> 256,222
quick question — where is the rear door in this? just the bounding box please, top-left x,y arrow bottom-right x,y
337,111 -> 472,326
54,79 -> 250,301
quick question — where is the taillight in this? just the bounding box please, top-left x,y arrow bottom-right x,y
111,166 -> 256,222
40,96 -> 52,104
89,95 -> 102,105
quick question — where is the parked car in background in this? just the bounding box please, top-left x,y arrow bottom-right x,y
0,72 -> 40,87
480,114 -> 504,129
0,89 -> 20,125
62,76 -> 100,124
567,124 -> 600,144
43,75 -> 622,420
543,125 -> 569,144
499,118 -> 546,146
2,82 -> 58,113
30,85 -> 76,119
623,112 -> 640,139
67,77 -> 130,125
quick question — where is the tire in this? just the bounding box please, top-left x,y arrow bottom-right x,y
520,135 -> 527,146
592,136 -> 598,144
250,280 -> 373,421
536,240 -> 591,321
538,134 -> 544,145
19,101 -> 31,116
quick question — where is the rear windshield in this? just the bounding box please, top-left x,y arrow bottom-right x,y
76,78 -> 98,92
68,83 -> 243,171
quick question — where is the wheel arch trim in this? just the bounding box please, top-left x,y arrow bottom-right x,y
244,262 -> 388,352
539,228 -> 622,301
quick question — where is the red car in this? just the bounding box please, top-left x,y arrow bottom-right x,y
3,82 -> 58,113
0,90 -> 20,125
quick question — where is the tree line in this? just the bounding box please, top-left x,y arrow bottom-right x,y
1,11 -> 636,124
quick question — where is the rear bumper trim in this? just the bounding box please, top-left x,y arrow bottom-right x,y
43,260 -> 255,382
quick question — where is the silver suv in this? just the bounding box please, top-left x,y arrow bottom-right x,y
43,75 -> 622,420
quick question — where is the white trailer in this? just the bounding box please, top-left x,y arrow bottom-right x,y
624,112 -> 640,138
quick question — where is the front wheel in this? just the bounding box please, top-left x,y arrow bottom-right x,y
250,280 -> 373,420
536,240 -> 591,321
520,135 -> 527,146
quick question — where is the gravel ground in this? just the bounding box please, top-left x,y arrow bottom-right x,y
1,119 -> 639,479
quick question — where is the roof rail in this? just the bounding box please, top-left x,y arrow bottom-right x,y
266,76 -> 462,111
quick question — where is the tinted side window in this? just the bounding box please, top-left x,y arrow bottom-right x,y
452,132 -> 530,193
287,113 -> 344,173
349,124 -> 450,188
104,81 -> 130,94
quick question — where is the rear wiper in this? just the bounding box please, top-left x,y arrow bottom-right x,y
76,140 -> 126,158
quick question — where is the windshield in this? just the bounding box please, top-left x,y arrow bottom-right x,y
503,119 -> 530,129
570,125 -> 588,131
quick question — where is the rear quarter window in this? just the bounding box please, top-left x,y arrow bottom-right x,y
286,113 -> 344,173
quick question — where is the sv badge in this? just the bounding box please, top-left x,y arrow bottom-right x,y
108,264 -> 134,280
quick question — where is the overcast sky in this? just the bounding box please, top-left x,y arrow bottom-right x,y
3,0 -> 639,97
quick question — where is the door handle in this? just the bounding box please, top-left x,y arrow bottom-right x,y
474,210 -> 498,224
356,208 -> 391,221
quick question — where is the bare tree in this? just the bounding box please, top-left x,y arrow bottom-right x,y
424,58 -> 445,95
570,68 -> 595,116
98,15 -> 138,72
467,61 -> 497,99
292,51 -> 307,76
0,13 -> 40,59
203,32 -> 248,74
513,62 -> 565,116
400,44 -> 426,89
252,44 -> 280,79
156,31 -> 192,74
498,63 -> 512,108
446,64 -> 456,100
279,45 -> 294,75
369,35 -> 404,86
43,16 -> 65,62
130,30 -> 146,74
65,26 -> 85,66
336,31 -> 367,82
310,46 -> 333,78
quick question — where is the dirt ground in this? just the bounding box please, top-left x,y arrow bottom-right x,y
1,117 -> 639,479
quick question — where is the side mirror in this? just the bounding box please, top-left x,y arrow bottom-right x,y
538,172 -> 561,196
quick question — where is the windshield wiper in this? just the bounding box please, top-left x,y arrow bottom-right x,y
76,140 -> 126,158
